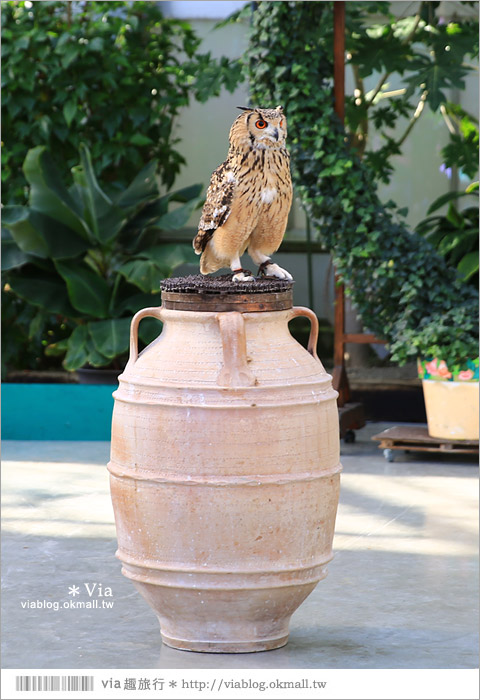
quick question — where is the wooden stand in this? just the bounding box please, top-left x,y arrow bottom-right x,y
372,425 -> 479,462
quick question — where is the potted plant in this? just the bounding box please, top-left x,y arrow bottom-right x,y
2,144 -> 202,382
413,184 -> 479,439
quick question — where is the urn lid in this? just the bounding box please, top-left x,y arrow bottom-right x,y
160,275 -> 293,312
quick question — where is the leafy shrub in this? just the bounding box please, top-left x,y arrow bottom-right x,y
2,0 -> 242,203
2,144 -> 202,371
243,1 -> 478,368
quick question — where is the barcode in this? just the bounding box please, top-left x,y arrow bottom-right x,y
15,676 -> 94,691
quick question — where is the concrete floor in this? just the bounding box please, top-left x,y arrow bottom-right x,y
1,422 -> 478,670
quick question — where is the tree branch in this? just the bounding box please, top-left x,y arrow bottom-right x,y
396,89 -> 428,148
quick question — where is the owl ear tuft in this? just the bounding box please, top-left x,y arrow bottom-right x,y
276,105 -> 284,112
236,105 -> 253,111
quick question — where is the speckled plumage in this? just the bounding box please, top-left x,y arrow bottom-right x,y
193,106 -> 293,282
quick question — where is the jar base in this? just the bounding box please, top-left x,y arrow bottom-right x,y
161,633 -> 289,654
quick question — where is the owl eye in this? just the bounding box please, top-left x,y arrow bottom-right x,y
255,119 -> 267,129
280,119 -> 284,128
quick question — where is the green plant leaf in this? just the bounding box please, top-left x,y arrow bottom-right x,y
45,338 -> 69,357
148,197 -> 203,231
457,251 -> 479,281
427,190 -> 475,215
63,100 -> 77,127
88,318 -> 131,359
31,211 -> 90,259
145,243 -> 198,272
138,317 -> 163,346
55,260 -> 111,318
2,206 -> 49,258
23,147 -> 90,240
117,259 -> 163,293
9,274 -> 77,316
114,292 -> 160,316
63,324 -> 89,371
75,143 -> 125,243
1,227 -> 31,270
129,133 -> 154,146
115,160 -> 159,208
169,183 -> 203,203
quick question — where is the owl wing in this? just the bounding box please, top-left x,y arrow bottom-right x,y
193,161 -> 237,253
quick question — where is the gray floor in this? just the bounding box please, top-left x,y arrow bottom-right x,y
2,422 -> 478,670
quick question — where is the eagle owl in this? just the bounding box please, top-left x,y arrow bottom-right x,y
193,106 -> 293,282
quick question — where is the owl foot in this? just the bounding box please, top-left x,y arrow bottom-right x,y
257,261 -> 293,281
232,268 -> 255,282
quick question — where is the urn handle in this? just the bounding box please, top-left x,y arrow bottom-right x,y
289,306 -> 320,361
127,306 -> 164,366
216,312 -> 256,387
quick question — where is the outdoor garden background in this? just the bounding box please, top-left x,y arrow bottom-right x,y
3,1 -> 478,429
1,0 -> 479,687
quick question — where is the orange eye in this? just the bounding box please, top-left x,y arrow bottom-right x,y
280,119 -> 284,128
255,119 -> 267,129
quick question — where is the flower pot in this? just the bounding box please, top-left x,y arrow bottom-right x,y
418,358 -> 479,440
76,367 -> 123,385
108,287 -> 341,653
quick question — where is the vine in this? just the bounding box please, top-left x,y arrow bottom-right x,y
243,1 -> 478,369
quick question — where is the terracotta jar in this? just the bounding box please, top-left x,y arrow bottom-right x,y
108,284 -> 341,653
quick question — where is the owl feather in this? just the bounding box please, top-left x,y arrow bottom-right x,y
193,106 -> 293,282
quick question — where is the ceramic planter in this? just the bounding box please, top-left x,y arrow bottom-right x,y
108,287 -> 341,653
418,358 -> 479,440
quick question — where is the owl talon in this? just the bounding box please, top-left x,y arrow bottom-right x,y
259,262 -> 293,281
232,268 -> 254,282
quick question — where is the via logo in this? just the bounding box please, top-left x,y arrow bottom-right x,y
68,583 -> 113,598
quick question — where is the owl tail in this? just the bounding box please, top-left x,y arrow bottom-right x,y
200,241 -> 224,275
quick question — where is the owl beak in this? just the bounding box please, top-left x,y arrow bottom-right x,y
272,127 -> 279,141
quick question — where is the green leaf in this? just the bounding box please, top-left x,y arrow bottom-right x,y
2,206 -> 49,258
129,133 -> 154,146
148,197 -> 202,231
1,228 -> 30,270
74,144 -> 125,243
427,190 -> 472,214
457,251 -> 479,281
138,316 -> 163,345
23,147 -> 90,239
55,260 -> 111,318
88,37 -> 104,53
446,202 -> 464,228
117,259 -> 163,293
61,44 -> 79,69
145,243 -> 198,272
9,275 -> 77,316
29,211 -> 90,259
169,183 -> 203,203
88,318 -> 131,359
115,160 -> 159,208
63,100 -> 77,127
114,292 -> 160,316
64,325 -> 89,371
45,338 -> 69,357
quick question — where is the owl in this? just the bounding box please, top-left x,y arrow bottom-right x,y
193,106 -> 293,282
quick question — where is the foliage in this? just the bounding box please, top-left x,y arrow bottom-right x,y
243,1 -> 478,368
1,286 -> 74,377
416,182 -> 479,283
344,1 -> 479,184
2,0 -> 242,204
2,144 -> 202,371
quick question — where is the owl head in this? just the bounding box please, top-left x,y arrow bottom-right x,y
230,105 -> 287,149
